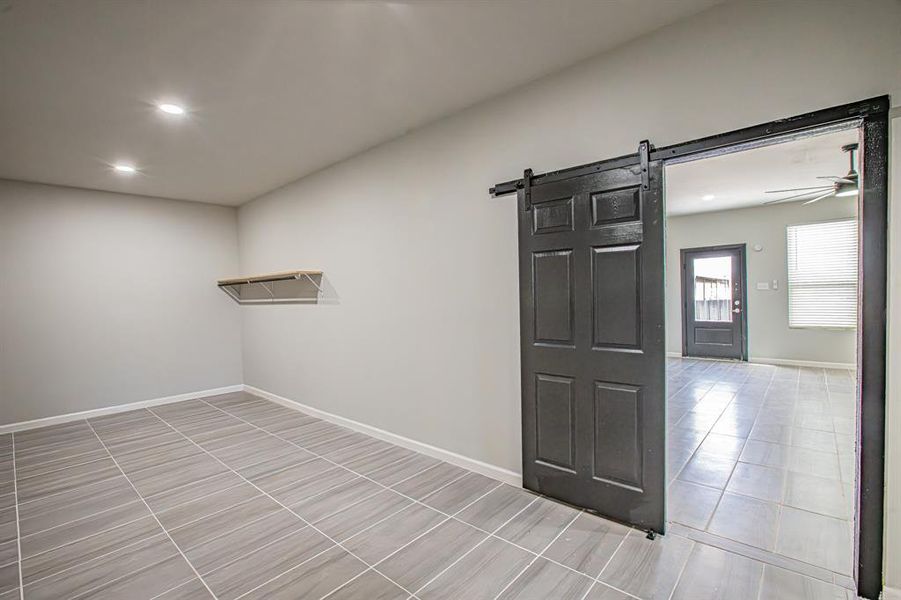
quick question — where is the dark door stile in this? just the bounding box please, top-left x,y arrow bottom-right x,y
518,151 -> 666,534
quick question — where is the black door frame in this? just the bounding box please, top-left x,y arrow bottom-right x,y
680,243 -> 748,361
490,96 -> 889,600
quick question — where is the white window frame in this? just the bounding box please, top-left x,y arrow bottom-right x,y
786,218 -> 858,330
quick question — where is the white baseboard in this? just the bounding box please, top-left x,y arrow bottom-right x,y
244,384 -> 523,487
748,356 -> 855,370
666,351 -> 854,370
0,384 -> 244,435
883,586 -> 901,600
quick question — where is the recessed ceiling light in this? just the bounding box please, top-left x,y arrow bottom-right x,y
112,164 -> 137,174
157,103 -> 186,116
702,194 -> 715,201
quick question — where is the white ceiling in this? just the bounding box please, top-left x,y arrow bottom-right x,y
665,128 -> 860,217
0,0 -> 720,206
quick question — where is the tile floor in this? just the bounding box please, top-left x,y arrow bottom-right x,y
666,358 -> 857,589
0,374 -> 858,599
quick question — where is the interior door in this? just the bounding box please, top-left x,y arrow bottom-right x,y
681,245 -> 746,360
518,147 -> 666,533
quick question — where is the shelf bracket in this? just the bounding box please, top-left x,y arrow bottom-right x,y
258,281 -> 275,301
301,273 -> 324,300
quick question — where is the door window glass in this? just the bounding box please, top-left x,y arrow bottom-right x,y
693,256 -> 732,322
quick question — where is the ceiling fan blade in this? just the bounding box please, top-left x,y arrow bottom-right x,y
765,185 -> 833,194
763,189 -> 830,205
817,176 -> 854,183
802,191 -> 836,205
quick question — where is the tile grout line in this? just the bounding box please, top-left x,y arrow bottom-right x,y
203,398 -> 508,533
14,467 -> 129,512
754,550 -> 768,600
233,471 -> 504,600
14,443 -> 105,465
18,499 -> 151,564
583,534 -> 644,600
201,398 -> 465,491
19,529 -> 175,590
218,448 -> 319,481
582,527 -> 634,599
405,487 -> 538,598
14,452 -> 110,482
147,576 -> 208,600
669,370 -> 740,483
208,394 -> 701,595
761,370 -> 840,582
17,453 -> 253,558
665,536 -> 697,600
16,369 -> 849,598
670,361 -> 857,591
240,515 -> 448,600
205,396 -> 631,591
198,399 -> 495,523
260,463 -> 370,502
672,506 -> 853,584
491,505 -> 583,600
145,405 -> 473,599
177,406 -> 419,496
309,481 -> 509,600
694,371 -> 777,532
307,473 -> 475,539
764,371 -> 800,571
316,567 -> 380,600
191,517 -> 316,581
322,490 -> 542,600
205,400 -> 558,555
332,480 -> 504,596
13,461 -> 124,507
144,406 -> 420,600
83,419 -> 220,600
412,534 -> 493,596
172,497 -> 300,556
11,435 -> 24,600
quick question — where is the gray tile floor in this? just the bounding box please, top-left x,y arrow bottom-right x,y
666,358 -> 857,591
0,375 -> 857,599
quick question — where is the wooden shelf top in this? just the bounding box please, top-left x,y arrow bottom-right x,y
217,270 -> 323,286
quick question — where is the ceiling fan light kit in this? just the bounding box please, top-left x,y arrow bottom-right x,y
764,142 -> 858,206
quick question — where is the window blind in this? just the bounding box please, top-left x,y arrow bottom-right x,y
786,219 -> 858,328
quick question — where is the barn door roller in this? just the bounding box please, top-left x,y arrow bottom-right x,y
521,168 -> 533,211
638,139 -> 651,190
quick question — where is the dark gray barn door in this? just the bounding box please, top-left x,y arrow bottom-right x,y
518,147 -> 666,533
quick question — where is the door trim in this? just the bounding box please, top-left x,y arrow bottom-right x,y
490,96 -> 889,600
679,243 -> 748,361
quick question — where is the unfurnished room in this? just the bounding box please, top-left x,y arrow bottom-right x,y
1,2 -> 900,600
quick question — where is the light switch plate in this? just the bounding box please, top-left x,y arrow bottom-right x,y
756,282 -> 770,290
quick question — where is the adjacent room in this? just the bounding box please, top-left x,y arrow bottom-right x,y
1,2 -> 900,600
664,128 -> 861,583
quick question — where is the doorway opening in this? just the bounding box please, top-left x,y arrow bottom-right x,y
490,95 -> 888,600
664,125 -> 861,592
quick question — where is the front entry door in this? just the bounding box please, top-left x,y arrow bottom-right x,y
681,245 -> 747,360
519,146 -> 666,533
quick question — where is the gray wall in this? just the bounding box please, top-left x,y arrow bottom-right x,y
666,198 -> 858,366
236,1 -> 901,587
0,180 -> 243,424
237,0 -> 901,474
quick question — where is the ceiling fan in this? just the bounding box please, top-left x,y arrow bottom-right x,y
764,142 -> 859,206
